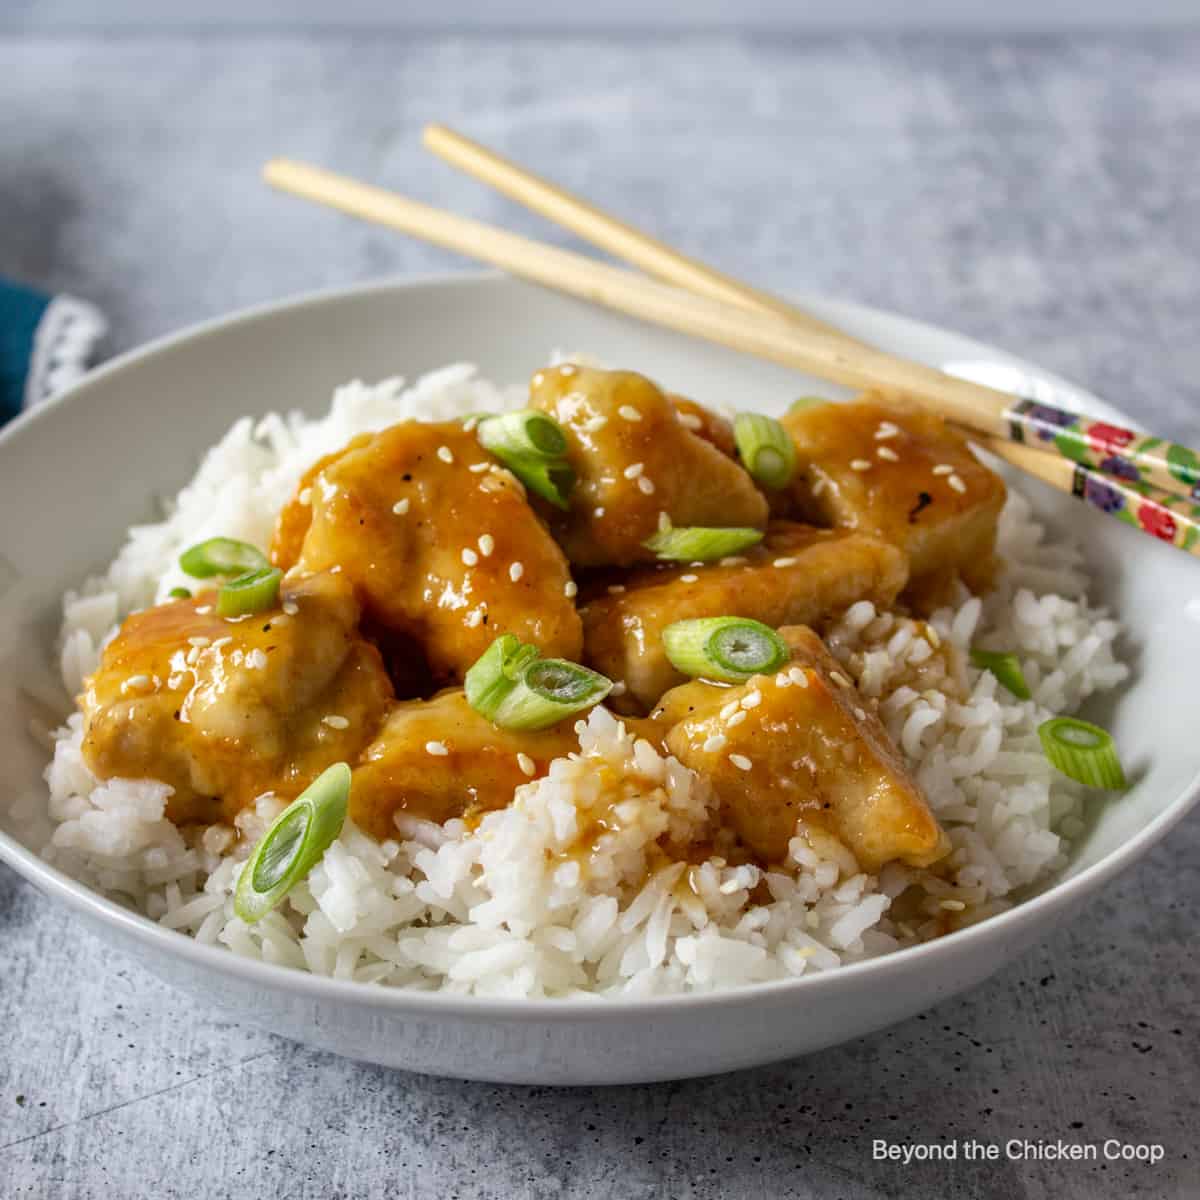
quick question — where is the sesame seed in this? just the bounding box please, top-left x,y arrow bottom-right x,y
940,899 -> 967,912
554,581 -> 573,601
425,740 -> 449,757
469,461 -> 490,473
636,476 -> 656,495
437,445 -> 454,464
876,446 -> 900,462
812,477 -> 828,496
775,672 -> 791,688
607,584 -> 626,595
623,462 -> 645,479
830,670 -> 852,688
462,416 -> 480,433
932,463 -> 955,476
678,412 -> 703,430
323,715 -> 350,730
874,423 -> 900,440
582,415 -> 609,433
594,507 -> 606,518
465,609 -> 483,628
188,636 -> 210,648
532,372 -> 545,387
517,753 -> 536,777
729,753 -> 753,771
509,562 -> 524,582
618,405 -> 643,422
773,557 -> 798,568
850,459 -> 873,472
478,534 -> 495,557
726,710 -> 748,728
246,649 -> 268,670
122,674 -> 151,691
679,573 -> 699,583
211,636 -> 233,649
559,363 -> 577,377
392,498 -> 410,515
948,473 -> 967,494
609,680 -> 628,696
461,547 -> 479,566
194,606 -> 212,616
282,601 -> 299,616
741,690 -> 762,709
719,700 -> 741,720
702,734 -> 727,753
788,667 -> 809,687
298,487 -> 312,505
719,555 -> 747,567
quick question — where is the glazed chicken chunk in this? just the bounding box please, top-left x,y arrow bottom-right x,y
80,571 -> 394,826
529,364 -> 768,567
782,392 -> 1006,602
655,626 -> 947,871
350,690 -> 580,840
272,420 -> 582,682
580,522 -> 907,711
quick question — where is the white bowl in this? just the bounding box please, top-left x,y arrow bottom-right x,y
2,274 -> 1196,1085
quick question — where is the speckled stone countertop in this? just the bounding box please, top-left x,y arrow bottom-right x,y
2,30 -> 1198,1200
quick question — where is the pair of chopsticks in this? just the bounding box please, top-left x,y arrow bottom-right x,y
263,129 -> 1200,559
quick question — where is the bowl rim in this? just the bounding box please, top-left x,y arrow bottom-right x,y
3,269 -> 1197,1020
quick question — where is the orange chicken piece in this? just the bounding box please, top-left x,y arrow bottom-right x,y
580,521 -> 907,711
80,572 -> 393,827
782,393 -> 1006,602
350,690 -> 580,839
654,626 -> 947,871
529,364 -> 768,567
273,420 -> 582,683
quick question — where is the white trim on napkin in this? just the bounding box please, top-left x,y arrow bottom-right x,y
24,294 -> 109,410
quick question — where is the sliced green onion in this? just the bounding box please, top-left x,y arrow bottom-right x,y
970,648 -> 1032,700
464,636 -> 612,731
642,526 -> 764,562
478,409 -> 569,460
511,457 -> 576,510
179,537 -> 269,579
216,567 -> 282,618
234,763 -> 351,923
464,633 -> 539,717
663,617 -> 790,683
788,396 -> 827,414
1038,717 -> 1126,790
733,412 -> 796,489
168,586 -> 192,600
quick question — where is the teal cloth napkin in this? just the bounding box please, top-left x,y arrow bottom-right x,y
0,278 -> 106,425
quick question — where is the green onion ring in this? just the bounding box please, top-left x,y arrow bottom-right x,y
216,567 -> 282,618
464,635 -> 612,731
179,537 -> 269,579
167,586 -> 193,600
663,617 -> 790,683
1038,717 -> 1126,790
970,648 -> 1032,700
510,457 -> 576,510
642,525 -> 764,562
234,763 -> 351,923
733,412 -> 797,489
477,409 -> 569,460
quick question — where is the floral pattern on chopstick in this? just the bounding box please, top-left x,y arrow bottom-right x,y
1069,461 -> 1200,555
1010,398 -> 1200,509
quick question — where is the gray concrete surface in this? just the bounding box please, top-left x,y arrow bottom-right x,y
1,30 -> 1198,1200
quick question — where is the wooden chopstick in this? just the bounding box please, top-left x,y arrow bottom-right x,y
263,155 -> 1200,557
419,127 -> 1200,511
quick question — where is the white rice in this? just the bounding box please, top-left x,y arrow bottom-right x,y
27,365 -> 1129,997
